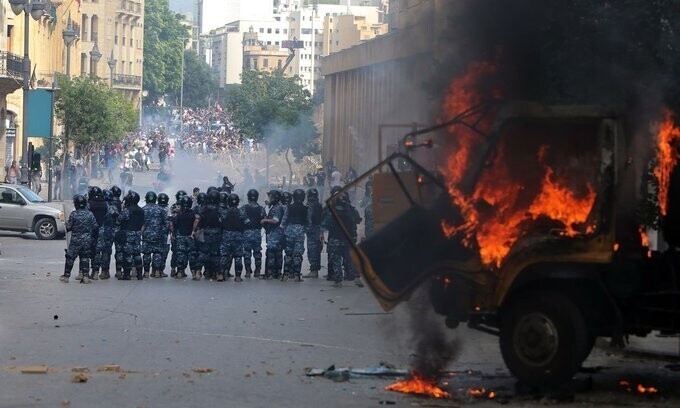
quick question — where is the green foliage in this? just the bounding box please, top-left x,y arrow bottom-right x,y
170,50 -> 217,107
228,70 -> 319,158
143,0 -> 189,104
55,76 -> 137,153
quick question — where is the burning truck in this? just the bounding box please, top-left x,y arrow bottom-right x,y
329,90 -> 680,387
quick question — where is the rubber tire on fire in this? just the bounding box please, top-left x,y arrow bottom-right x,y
499,290 -> 588,387
34,217 -> 57,240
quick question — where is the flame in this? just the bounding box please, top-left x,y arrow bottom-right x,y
441,63 -> 597,267
488,391 -> 496,399
640,228 -> 650,248
385,372 -> 451,399
467,388 -> 496,399
654,109 -> 680,216
614,243 -> 620,252
637,384 -> 658,394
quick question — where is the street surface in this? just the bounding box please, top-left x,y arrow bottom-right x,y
1,170 -> 680,407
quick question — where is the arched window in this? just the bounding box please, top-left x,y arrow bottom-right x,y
90,15 -> 99,42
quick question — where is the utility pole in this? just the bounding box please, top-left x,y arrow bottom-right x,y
179,38 -> 189,136
310,1 -> 317,95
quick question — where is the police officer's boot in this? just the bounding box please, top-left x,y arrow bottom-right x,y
180,270 -> 188,278
159,269 -> 168,278
294,275 -> 304,283
216,273 -> 225,282
100,269 -> 110,280
115,266 -> 122,279
254,267 -> 261,279
192,270 -> 201,281
303,269 -> 318,279
59,273 -> 70,283
175,269 -> 184,279
121,268 -> 131,280
90,267 -> 100,280
137,268 -> 144,280
80,270 -> 91,284
245,265 -> 252,278
143,265 -> 150,279
170,267 -> 177,278
76,271 -> 84,281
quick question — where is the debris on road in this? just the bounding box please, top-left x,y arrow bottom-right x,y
61,400 -> 70,406
192,367 -> 215,374
97,364 -> 122,373
71,373 -> 88,383
71,367 -> 89,373
20,365 -> 48,374
305,363 -> 408,381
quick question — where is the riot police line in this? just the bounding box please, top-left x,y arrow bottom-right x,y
60,184 -> 364,288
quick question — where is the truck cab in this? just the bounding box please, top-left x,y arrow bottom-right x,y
331,102 -> 673,386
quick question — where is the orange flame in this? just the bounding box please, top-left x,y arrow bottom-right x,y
440,63 -> 597,267
637,384 -> 658,394
654,109 -> 680,216
385,372 -> 451,399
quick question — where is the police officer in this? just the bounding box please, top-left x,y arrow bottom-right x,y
219,193 -> 250,282
169,190 -> 188,277
111,185 -> 124,278
60,195 -> 98,283
242,189 -> 266,278
142,191 -> 169,278
157,192 -> 172,276
279,191 -> 293,277
221,176 -> 235,194
118,191 -> 145,280
193,190 -> 221,281
262,190 -> 285,280
281,189 -> 310,282
87,186 -> 108,280
93,189 -> 119,280
304,188 -> 323,278
322,188 -> 361,288
170,196 -> 196,279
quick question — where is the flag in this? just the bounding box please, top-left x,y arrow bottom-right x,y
76,0 -> 81,11
29,64 -> 36,89
216,103 -> 223,113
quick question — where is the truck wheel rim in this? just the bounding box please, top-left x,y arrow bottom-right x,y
513,312 -> 559,367
40,222 -> 54,237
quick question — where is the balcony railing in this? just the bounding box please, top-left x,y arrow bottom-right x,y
0,51 -> 24,80
119,0 -> 142,16
112,74 -> 142,87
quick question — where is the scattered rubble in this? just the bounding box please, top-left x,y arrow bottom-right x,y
71,373 -> 88,383
20,365 -> 48,374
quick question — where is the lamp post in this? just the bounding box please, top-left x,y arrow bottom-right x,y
89,42 -> 102,77
107,50 -> 116,89
9,0 -> 46,168
61,13 -> 77,198
62,16 -> 77,77
179,37 -> 189,136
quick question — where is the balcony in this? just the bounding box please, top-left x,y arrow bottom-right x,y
112,74 -> 142,88
118,0 -> 142,17
0,51 -> 24,95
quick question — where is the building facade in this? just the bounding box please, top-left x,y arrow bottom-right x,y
80,0 -> 145,113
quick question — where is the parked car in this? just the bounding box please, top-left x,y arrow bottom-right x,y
0,184 -> 65,240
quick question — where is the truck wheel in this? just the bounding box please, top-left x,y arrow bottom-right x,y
34,218 -> 57,240
499,291 -> 588,386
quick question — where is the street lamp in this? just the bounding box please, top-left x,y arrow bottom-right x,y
9,0 -> 46,167
107,50 -> 116,89
62,16 -> 77,77
179,37 -> 189,136
90,42 -> 102,77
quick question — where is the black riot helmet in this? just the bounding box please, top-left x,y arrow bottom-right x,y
247,189 -> 259,202
179,195 -> 193,209
73,194 -> 88,209
340,192 -> 351,204
103,189 -> 113,202
145,191 -> 158,204
90,186 -> 103,199
307,188 -> 319,202
157,193 -> 170,207
175,190 -> 188,201
207,189 -> 220,205
207,186 -> 219,194
281,191 -> 293,205
330,186 -> 342,197
111,185 -> 122,198
227,193 -> 240,208
125,190 -> 141,205
219,191 -> 229,207
292,189 -> 305,203
196,192 -> 207,205
267,190 -> 281,204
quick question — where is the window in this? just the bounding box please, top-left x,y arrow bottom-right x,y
263,59 -> 269,68
80,53 -> 88,76
275,29 -> 280,34
259,28 -> 264,33
301,28 -> 312,35
267,28 -> 272,33
278,60 -> 282,69
283,29 -> 288,34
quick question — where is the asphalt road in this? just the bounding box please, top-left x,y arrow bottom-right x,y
1,170 -> 680,407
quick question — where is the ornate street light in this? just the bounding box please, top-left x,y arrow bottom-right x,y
9,0 -> 47,170
107,50 -> 117,89
62,16 -> 77,77
90,42 -> 102,77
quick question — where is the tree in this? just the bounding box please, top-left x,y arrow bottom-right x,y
228,70 -> 320,184
55,76 -> 137,157
143,0 -> 188,104
170,50 -> 217,107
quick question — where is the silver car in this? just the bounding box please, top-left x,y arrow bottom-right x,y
0,184 -> 66,240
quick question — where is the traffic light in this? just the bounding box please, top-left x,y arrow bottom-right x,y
32,153 -> 41,171
27,143 -> 34,169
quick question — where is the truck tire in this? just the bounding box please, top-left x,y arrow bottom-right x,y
499,291 -> 588,386
34,217 -> 57,240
